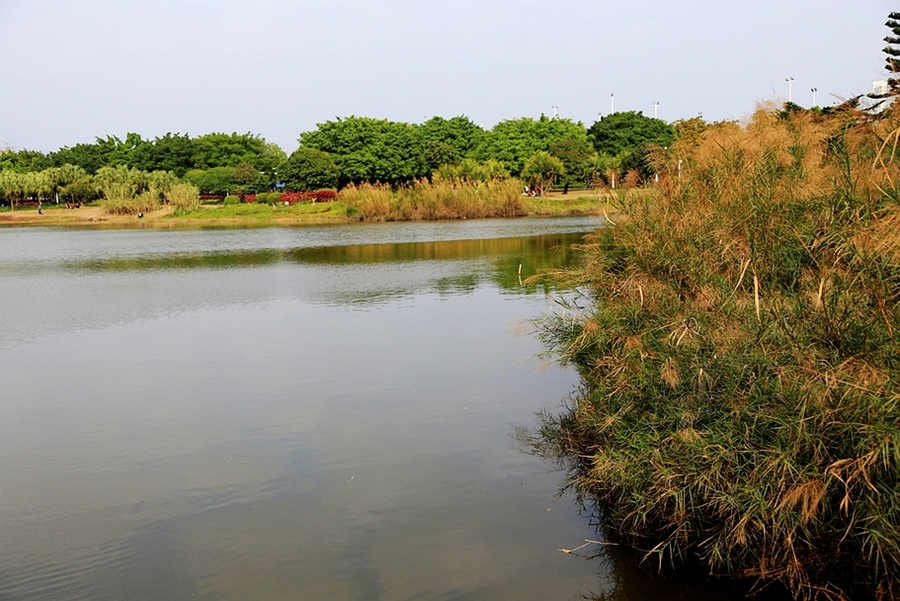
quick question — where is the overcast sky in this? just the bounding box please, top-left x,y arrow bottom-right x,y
0,1 -> 893,154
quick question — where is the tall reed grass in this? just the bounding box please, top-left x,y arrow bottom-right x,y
339,178 -> 526,221
101,190 -> 160,215
528,103 -> 900,600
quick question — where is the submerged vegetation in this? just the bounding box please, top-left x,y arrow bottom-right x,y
527,102 -> 900,600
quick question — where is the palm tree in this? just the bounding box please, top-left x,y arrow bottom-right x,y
583,153 -> 622,191
521,151 -> 565,196
0,171 -> 22,210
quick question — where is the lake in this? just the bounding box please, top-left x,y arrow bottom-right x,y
0,217 -> 748,601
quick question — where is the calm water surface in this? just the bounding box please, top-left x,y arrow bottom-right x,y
0,218 -> 745,601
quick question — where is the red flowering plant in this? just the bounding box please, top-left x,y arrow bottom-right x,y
279,190 -> 339,205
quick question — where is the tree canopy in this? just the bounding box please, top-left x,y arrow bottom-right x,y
299,117 -> 428,184
280,148 -> 341,191
588,111 -> 675,157
473,115 -> 588,175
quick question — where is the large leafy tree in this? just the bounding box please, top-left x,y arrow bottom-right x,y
185,167 -> 234,195
1,149 -> 52,173
131,133 -> 195,176
588,111 -> 674,157
47,143 -> 107,174
280,148 -> 340,191
299,117 -> 427,185
549,138 -> 595,188
473,115 -> 588,175
418,116 -> 485,160
191,132 -> 285,172
588,111 -> 675,182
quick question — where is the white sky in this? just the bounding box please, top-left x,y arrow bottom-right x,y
0,0 -> 893,154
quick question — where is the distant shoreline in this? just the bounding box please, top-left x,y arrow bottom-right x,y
0,191 -> 618,228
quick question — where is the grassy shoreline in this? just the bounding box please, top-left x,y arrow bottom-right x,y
0,189 -> 622,228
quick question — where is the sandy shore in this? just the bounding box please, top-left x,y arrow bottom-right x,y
0,205 -> 346,228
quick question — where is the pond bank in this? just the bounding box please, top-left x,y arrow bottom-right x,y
0,191 -> 619,228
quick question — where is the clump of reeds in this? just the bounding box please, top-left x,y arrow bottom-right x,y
529,102 -> 900,600
339,177 -> 526,221
165,182 -> 201,215
101,190 -> 161,215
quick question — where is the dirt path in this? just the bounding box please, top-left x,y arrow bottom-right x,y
0,206 -> 174,227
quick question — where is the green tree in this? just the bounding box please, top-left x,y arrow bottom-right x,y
191,132 -> 285,172
583,153 -> 622,189
280,148 -> 340,191
0,170 -> 23,209
300,117 -> 426,184
436,158 -> 510,184
588,111 -> 674,156
419,116 -> 485,159
231,161 -> 259,195
881,12 -> 900,94
61,175 -> 97,204
473,115 -> 588,175
548,138 -> 595,189
132,133 -> 195,176
521,151 -> 565,196
48,142 -> 108,174
0,149 -> 51,173
192,167 -> 235,195
423,141 -> 459,171
588,112 -> 674,183
42,164 -> 86,203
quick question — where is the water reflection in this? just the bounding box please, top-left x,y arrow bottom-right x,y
0,219 -> 607,601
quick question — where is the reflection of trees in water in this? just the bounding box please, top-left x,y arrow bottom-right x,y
65,232 -> 588,297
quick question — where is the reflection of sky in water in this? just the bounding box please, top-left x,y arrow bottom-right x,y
0,221 -> 760,601
0,221 -> 612,601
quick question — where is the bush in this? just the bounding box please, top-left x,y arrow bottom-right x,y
340,179 -> 524,221
280,147 -> 340,191
255,192 -> 270,204
166,182 -> 200,215
279,190 -> 337,205
223,195 -> 240,205
101,190 -> 160,216
529,104 -> 900,600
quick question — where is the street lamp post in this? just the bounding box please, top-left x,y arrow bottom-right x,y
811,87 -> 817,106
551,105 -> 558,118
652,101 -> 659,119
610,93 -> 615,114
786,77 -> 795,103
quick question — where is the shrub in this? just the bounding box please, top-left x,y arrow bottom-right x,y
255,192 -> 270,204
166,182 -> 201,215
278,190 -> 337,205
101,190 -> 160,216
223,195 -> 240,205
529,104 -> 900,600
280,147 -> 340,191
340,178 -> 524,221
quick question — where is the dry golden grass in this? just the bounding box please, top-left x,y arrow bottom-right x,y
529,102 -> 900,600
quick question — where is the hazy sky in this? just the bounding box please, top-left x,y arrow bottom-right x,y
0,1 -> 893,154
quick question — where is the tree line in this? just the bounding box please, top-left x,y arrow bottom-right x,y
0,111 -> 691,208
